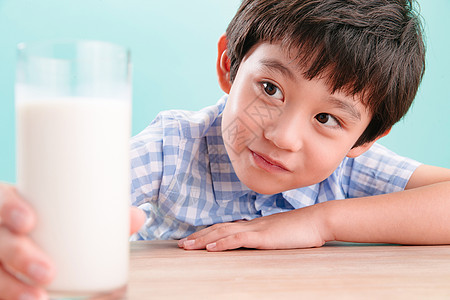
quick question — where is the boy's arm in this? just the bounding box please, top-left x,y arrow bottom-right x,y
180,164 -> 450,251
327,164 -> 450,245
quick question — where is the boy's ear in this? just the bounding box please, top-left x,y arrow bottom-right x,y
346,128 -> 391,158
217,34 -> 232,94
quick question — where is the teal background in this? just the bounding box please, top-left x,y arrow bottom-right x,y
0,0 -> 449,183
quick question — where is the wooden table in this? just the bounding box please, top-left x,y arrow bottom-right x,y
126,240 -> 450,299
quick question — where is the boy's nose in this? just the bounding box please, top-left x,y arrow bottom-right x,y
263,112 -> 304,152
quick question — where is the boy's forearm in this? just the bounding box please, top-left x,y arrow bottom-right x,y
322,181 -> 450,245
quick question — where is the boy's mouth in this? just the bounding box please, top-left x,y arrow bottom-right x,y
250,149 -> 291,172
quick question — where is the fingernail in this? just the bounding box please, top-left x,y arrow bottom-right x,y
206,243 -> 217,251
28,262 -> 50,282
19,292 -> 38,300
9,208 -> 27,231
177,238 -> 187,247
183,239 -> 195,247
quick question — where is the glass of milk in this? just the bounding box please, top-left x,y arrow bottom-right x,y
15,40 -> 131,298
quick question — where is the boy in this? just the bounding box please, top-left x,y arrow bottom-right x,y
132,0 -> 450,250
1,0 -> 449,298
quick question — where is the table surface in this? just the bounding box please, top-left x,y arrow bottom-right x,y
126,240 -> 450,299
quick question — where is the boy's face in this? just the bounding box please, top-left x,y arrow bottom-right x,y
220,42 -> 374,195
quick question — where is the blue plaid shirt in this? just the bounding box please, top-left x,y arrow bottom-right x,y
130,95 -> 420,240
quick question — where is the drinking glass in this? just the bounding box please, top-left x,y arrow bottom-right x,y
15,40 -> 132,298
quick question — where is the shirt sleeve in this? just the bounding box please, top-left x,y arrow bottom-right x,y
342,143 -> 422,198
129,112 -> 180,207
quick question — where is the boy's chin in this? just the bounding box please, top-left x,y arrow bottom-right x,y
240,178 -> 286,195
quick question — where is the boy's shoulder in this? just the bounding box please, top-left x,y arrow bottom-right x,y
350,143 -> 420,171
338,143 -> 421,197
132,96 -> 227,144
167,96 -> 227,139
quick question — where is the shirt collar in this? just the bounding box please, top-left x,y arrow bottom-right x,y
281,185 -> 320,208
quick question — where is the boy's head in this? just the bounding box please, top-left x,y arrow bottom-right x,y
215,0 -> 426,194
224,0 -> 425,147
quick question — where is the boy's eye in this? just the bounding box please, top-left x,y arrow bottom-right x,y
315,113 -> 341,128
262,82 -> 283,100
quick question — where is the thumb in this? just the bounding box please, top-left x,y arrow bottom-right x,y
129,206 -> 146,235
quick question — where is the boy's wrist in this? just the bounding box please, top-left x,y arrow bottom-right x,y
314,201 -> 337,244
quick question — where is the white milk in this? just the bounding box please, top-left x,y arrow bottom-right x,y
16,97 -> 131,295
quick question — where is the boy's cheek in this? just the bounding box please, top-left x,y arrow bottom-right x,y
243,96 -> 283,130
222,116 -> 258,155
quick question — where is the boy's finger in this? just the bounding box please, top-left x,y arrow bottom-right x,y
0,184 -> 36,234
182,222 -> 232,242
178,224 -> 225,248
181,223 -> 249,250
0,227 -> 55,286
0,264 -> 47,300
129,206 -> 146,235
205,231 -> 261,252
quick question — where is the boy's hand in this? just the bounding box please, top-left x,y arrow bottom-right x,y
0,183 -> 146,300
179,204 -> 333,251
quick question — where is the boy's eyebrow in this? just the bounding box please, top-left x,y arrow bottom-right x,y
259,58 -> 296,80
327,96 -> 362,121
